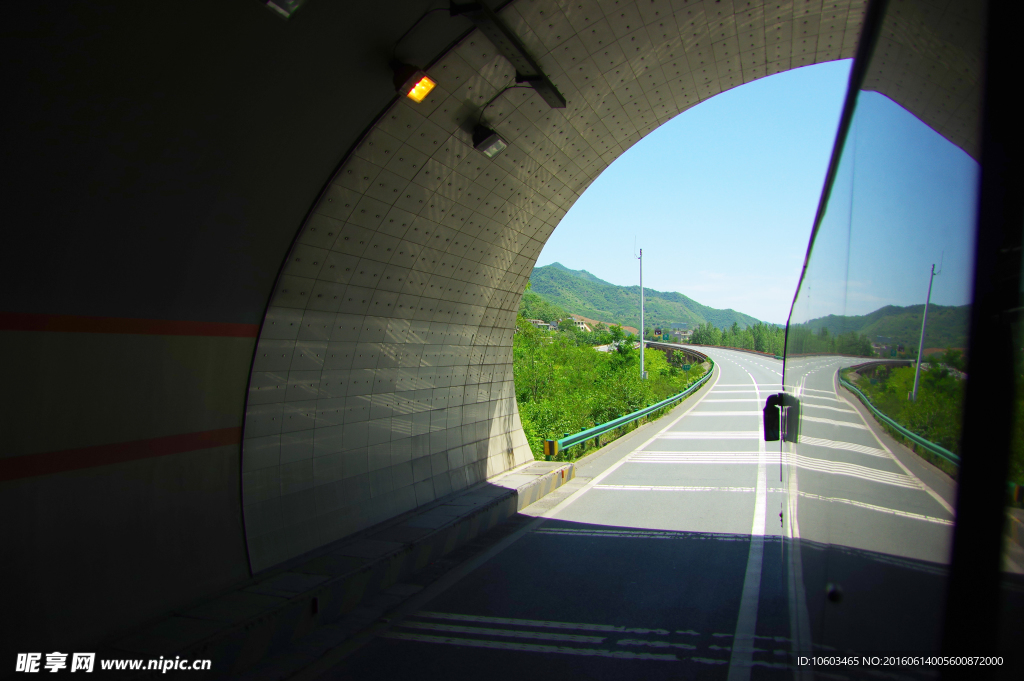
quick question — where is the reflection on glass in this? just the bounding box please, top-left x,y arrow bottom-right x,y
1000,226 -> 1024,646
781,0 -> 985,657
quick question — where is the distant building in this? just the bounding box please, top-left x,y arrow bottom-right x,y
595,340 -> 639,353
526,318 -> 554,331
565,314 -> 595,332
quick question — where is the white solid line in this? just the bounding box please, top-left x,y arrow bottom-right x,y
796,491 -> 954,525
801,403 -> 856,414
400,621 -> 606,643
618,638 -> 697,651
414,611 -> 668,634
381,632 -> 679,661
658,432 -> 759,439
703,399 -> 761,403
833,376 -> 956,516
688,411 -> 762,416
636,450 -> 760,455
801,394 -> 845,404
799,436 -> 887,459
627,453 -> 921,488
785,441 -> 813,666
801,415 -> 868,429
631,456 -> 761,463
540,362 -> 722,520
727,363 -> 767,681
594,485 -> 756,492
532,528 -> 742,541
801,388 -> 837,396
634,452 -> 760,458
792,454 -> 921,489
533,527 -> 768,541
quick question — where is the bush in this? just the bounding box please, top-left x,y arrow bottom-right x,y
514,315 -> 708,459
849,365 -> 964,457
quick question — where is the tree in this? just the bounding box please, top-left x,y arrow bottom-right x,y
691,321 -> 722,346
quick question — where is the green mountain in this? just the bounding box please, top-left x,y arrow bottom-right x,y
526,263 -> 763,330
796,304 -> 970,349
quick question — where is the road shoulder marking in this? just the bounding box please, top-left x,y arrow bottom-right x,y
831,370 -> 955,516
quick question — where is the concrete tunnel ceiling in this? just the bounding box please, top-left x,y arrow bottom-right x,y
244,0 -> 983,571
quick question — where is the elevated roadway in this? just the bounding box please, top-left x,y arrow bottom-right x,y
291,347 -> 956,678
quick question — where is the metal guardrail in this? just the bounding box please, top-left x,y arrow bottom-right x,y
543,354 -> 714,459
838,373 -> 961,467
675,342 -> 784,361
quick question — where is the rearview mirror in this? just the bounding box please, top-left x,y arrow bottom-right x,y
763,393 -> 782,441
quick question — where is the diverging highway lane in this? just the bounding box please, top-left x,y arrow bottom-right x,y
312,348 -> 956,680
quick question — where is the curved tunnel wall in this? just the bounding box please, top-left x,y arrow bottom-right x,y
2,0 -> 981,655
241,0 -> 872,572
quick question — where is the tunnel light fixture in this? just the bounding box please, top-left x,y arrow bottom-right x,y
450,2 -> 566,109
473,126 -> 507,159
391,62 -> 436,103
263,0 -> 308,19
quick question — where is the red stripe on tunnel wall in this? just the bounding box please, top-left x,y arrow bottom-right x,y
0,427 -> 242,482
0,312 -> 260,337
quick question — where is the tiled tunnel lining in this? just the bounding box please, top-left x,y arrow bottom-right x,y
241,0 -> 981,573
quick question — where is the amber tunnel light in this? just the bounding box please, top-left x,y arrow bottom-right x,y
391,61 -> 435,103
405,75 -> 435,103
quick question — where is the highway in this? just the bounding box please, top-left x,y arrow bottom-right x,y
779,353 -> 956,659
306,348 -> 957,680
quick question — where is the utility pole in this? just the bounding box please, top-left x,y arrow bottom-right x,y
911,263 -> 939,401
638,248 -> 646,379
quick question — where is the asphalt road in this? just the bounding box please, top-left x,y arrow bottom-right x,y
310,348 -> 958,680
778,353 -> 955,659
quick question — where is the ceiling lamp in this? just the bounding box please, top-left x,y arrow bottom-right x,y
450,2 -> 566,109
391,62 -> 436,103
263,0 -> 307,18
473,126 -> 507,159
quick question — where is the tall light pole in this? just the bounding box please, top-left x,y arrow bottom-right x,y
638,248 -> 646,379
911,263 -> 939,401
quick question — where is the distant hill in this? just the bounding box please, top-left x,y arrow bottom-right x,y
526,263 -> 763,331
796,304 -> 970,349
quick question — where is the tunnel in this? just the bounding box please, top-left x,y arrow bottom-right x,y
1,0 -> 1015,674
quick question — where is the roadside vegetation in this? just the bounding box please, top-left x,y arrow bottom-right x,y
513,315 -> 708,461
519,289 -> 569,324
690,320 -> 787,355
1012,345 -> 1024,506
786,326 -> 875,356
840,350 -> 966,476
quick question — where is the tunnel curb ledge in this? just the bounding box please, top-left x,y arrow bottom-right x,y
106,460 -> 574,678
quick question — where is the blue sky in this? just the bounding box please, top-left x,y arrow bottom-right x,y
790,90 -> 978,326
537,60 -> 856,325
536,59 -> 980,326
